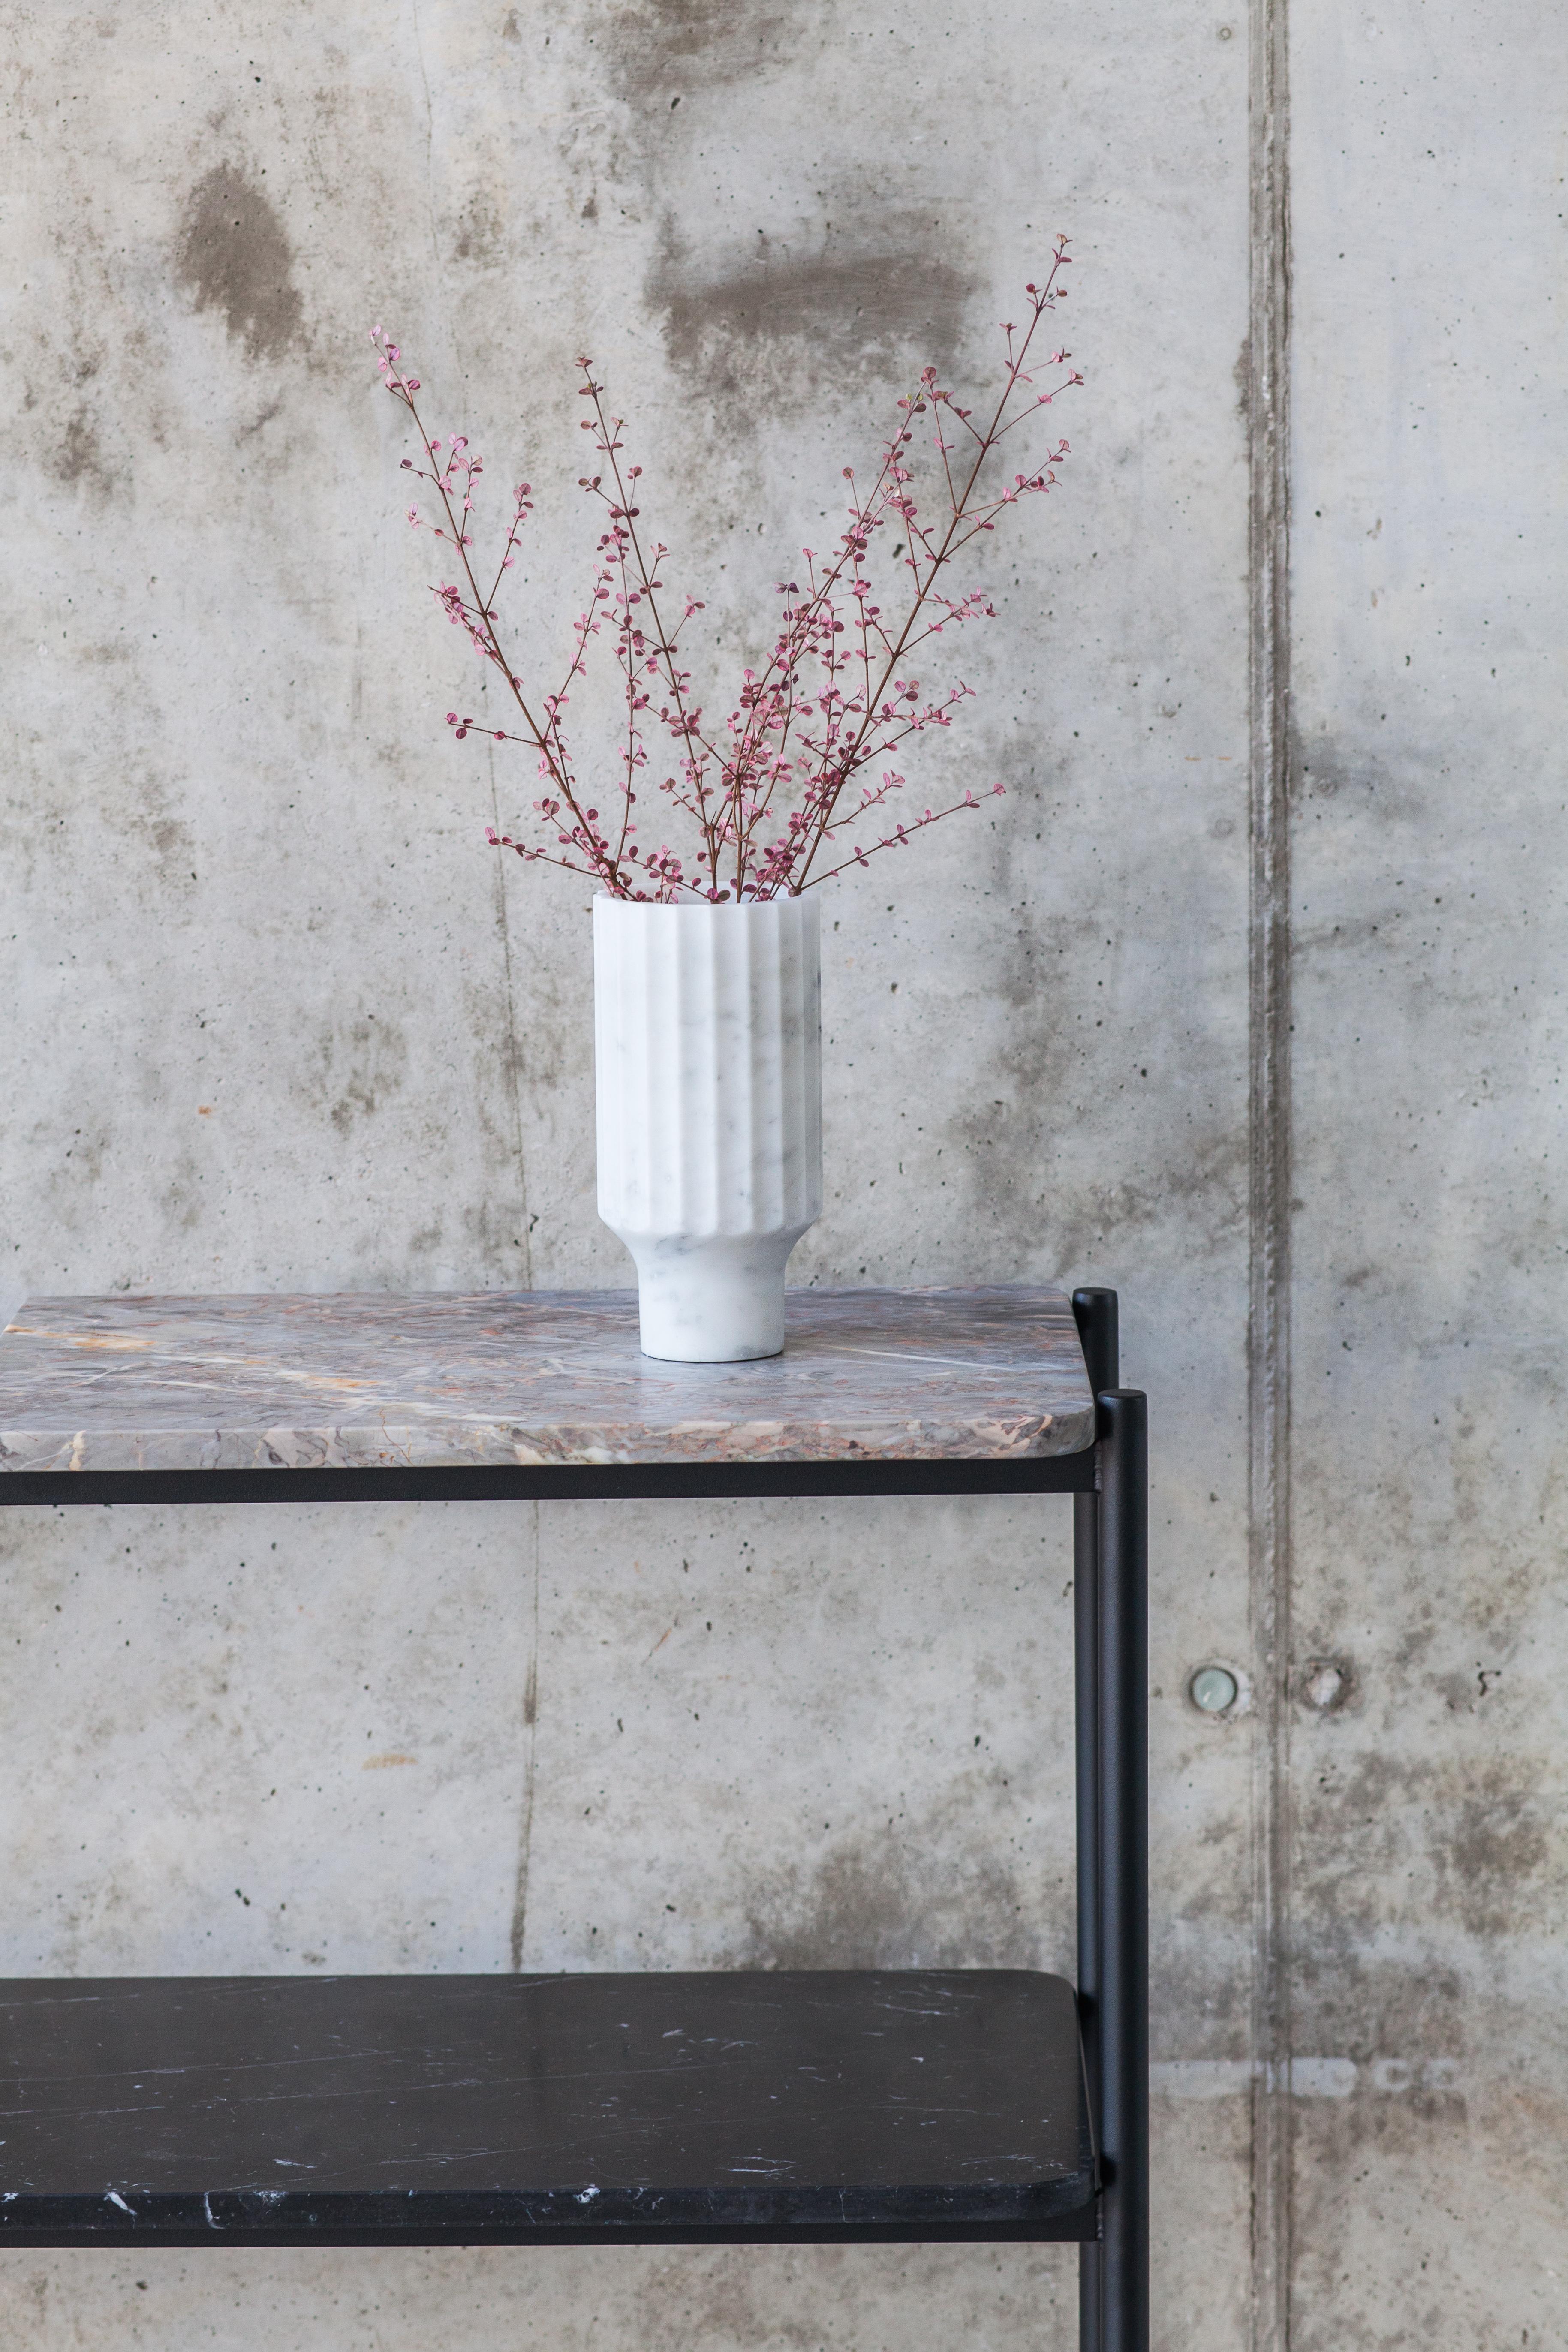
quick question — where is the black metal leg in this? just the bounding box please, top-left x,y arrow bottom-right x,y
1098,1388 -> 1148,2352
1071,1288 -> 1120,1407
1070,1288 -> 1118,2352
1074,1481 -> 1103,2352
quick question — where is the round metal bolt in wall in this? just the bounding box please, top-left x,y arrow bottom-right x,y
1190,1666 -> 1239,1714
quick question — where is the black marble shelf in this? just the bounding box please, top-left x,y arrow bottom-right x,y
0,1970 -> 1097,2247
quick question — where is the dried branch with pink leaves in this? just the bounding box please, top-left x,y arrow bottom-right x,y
370,242 -> 1081,901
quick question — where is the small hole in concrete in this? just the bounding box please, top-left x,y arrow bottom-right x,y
1302,1659 -> 1349,1711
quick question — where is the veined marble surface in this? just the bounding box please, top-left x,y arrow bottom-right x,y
0,1288 -> 1093,1473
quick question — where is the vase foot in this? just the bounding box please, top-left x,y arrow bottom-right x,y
628,1241 -> 797,1363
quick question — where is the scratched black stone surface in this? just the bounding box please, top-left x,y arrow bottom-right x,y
0,1972 -> 1095,2243
0,1287 -> 1095,1473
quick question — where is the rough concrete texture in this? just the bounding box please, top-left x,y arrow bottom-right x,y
1284,6 -> 1568,2346
0,0 -> 1554,2346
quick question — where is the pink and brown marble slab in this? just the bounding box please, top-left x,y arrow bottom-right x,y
0,1287 -> 1095,1475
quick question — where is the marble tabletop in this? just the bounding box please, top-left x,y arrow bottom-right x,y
0,1288 -> 1095,1475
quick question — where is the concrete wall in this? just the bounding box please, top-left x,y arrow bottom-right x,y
0,2 -> 1559,2346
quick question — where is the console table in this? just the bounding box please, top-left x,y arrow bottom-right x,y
0,1282 -> 1147,2352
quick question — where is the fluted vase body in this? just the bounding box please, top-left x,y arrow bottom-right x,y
593,896 -> 822,1362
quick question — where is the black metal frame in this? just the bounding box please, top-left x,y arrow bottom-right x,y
0,1287 -> 1148,2352
1071,1287 -> 1149,2352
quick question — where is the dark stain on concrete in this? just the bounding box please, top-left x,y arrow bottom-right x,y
108,776 -> 195,878
48,408 -> 114,498
606,0 -> 804,95
238,396 -> 284,442
1291,1955 -> 1472,2186
176,165 -> 303,361
146,816 -> 193,867
602,1 -> 975,413
1439,1764 -> 1552,1941
1297,1741 -> 1556,1946
311,1014 -> 409,1137
454,193 -> 506,266
160,1149 -> 208,1236
726,1798 -> 1031,1972
650,219 -> 976,404
1294,1950 -> 1465,2061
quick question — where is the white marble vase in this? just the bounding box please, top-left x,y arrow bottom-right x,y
593,895 -> 823,1362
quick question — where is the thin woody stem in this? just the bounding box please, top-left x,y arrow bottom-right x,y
377,251 -> 1077,902
791,271 -> 1066,888
584,377 -> 725,891
396,378 -> 626,892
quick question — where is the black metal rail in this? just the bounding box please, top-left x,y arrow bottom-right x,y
0,1454 -> 1095,1507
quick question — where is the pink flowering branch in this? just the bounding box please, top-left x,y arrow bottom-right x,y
369,243 -> 1081,901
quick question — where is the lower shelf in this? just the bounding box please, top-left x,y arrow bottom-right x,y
0,1969 -> 1098,2247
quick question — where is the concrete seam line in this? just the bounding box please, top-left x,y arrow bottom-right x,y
1246,0 -> 1295,2343
488,736 -> 536,1291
